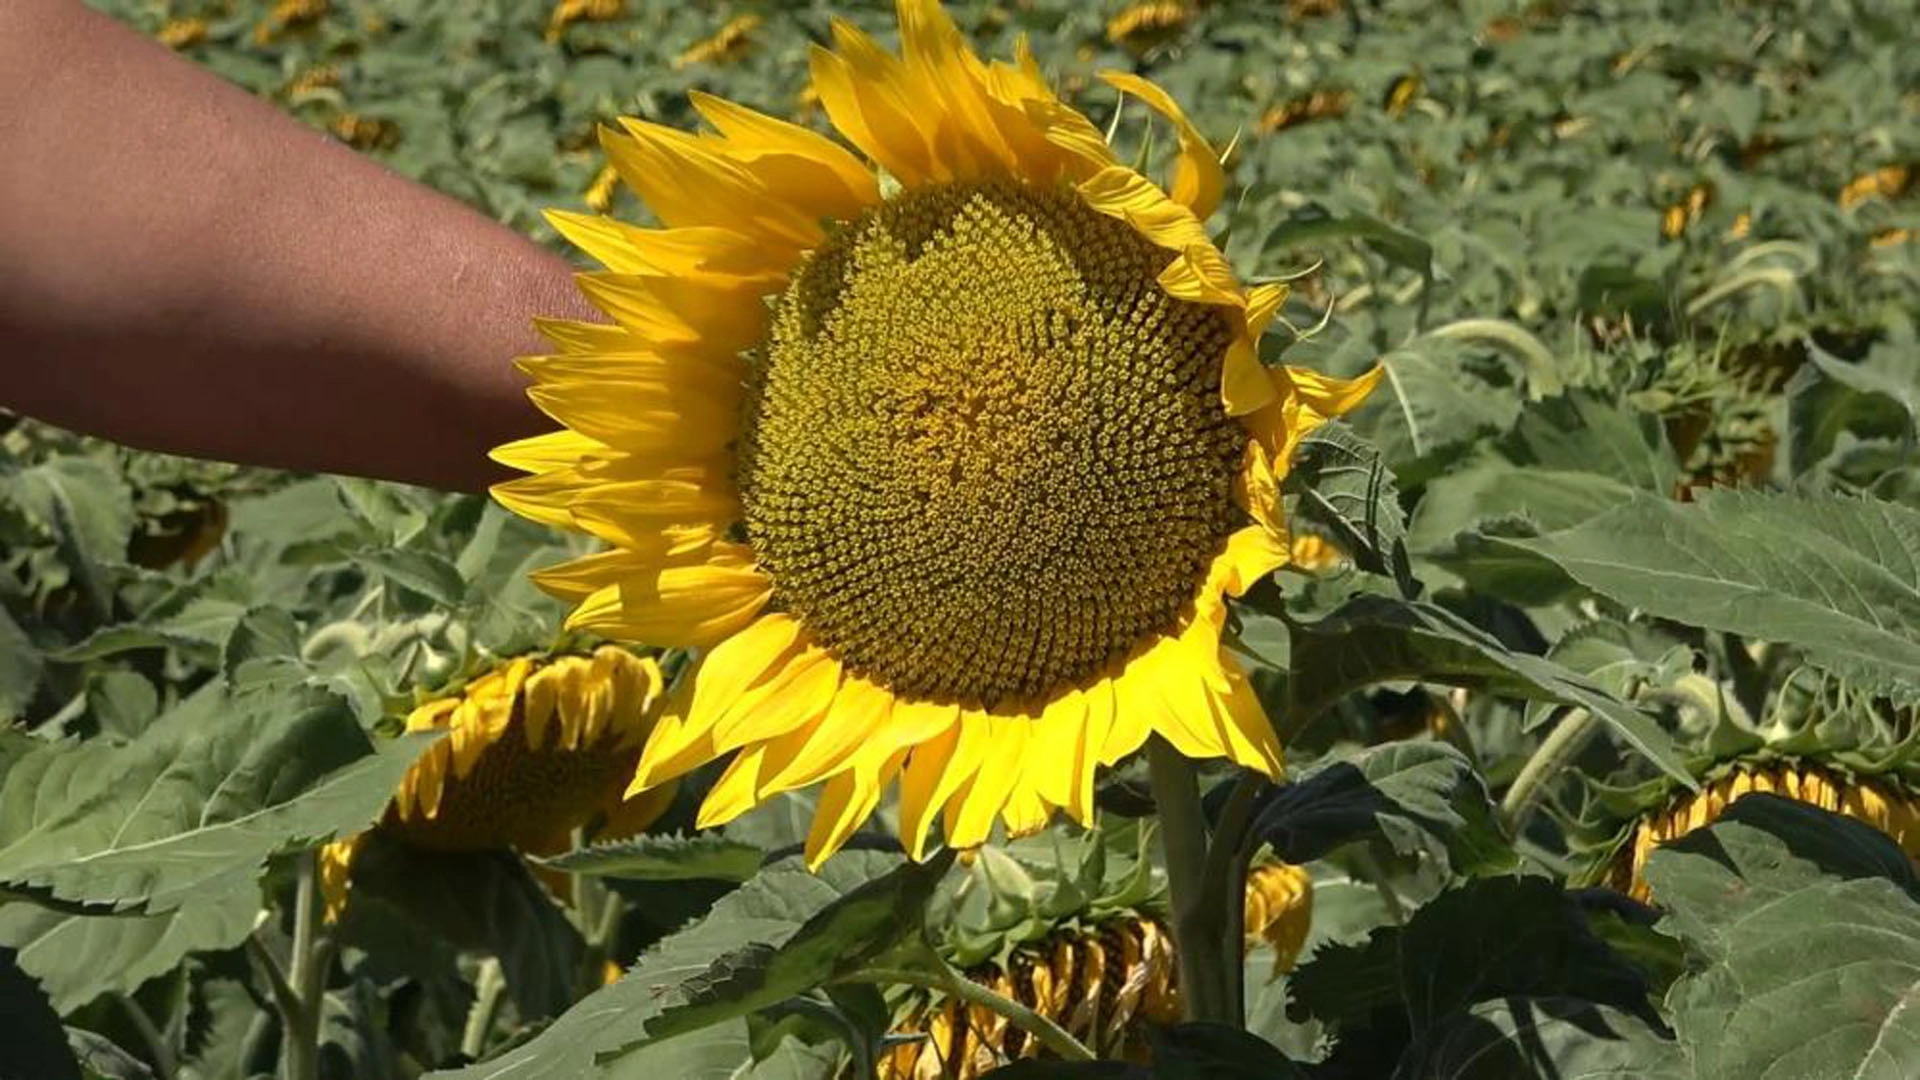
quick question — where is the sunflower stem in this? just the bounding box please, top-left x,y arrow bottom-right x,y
1500,707 -> 1598,838
283,849 -> 326,1080
461,958 -> 507,1060
840,960 -> 1095,1063
1146,737 -> 1235,1026
1201,771 -> 1265,1023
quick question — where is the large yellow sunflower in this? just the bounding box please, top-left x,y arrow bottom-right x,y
493,0 -> 1380,868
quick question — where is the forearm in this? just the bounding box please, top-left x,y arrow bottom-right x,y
0,1 -> 595,492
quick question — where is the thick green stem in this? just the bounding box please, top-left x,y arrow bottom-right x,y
1146,737 -> 1234,1025
283,850 -> 326,1080
1500,708 -> 1599,837
842,964 -> 1095,1063
1199,772 -> 1263,1023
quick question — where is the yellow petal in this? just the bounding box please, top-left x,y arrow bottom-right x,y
543,212 -> 792,286
683,613 -> 807,739
688,91 -> 880,218
490,429 -> 612,475
758,675 -> 893,795
566,547 -> 772,648
1129,638 -> 1225,761
530,549 -> 666,603
490,470 -> 585,529
573,271 -> 769,354
709,645 -> 842,754
897,721 -> 964,861
1210,525 -> 1290,598
567,477 -> 740,552
604,120 -> 822,248
1099,71 -> 1225,219
944,713 -> 1029,848
696,746 -> 767,828
1096,668 -> 1149,767
812,26 -> 938,183
805,749 -> 909,869
523,360 -> 740,460
1076,166 -> 1213,254
533,316 -> 644,355
1206,652 -> 1283,776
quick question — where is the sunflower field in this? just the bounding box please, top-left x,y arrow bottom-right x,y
4,0 -> 1919,1077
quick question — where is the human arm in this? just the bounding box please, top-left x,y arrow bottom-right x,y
0,0 -> 597,492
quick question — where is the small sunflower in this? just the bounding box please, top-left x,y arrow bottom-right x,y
494,0 -> 1381,868
322,647 -> 674,919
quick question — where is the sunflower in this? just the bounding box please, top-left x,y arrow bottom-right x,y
1614,761 -> 1920,903
321,647 -> 675,919
879,863 -> 1313,1076
493,0 -> 1381,868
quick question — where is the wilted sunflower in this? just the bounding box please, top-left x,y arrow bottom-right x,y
322,647 -> 675,919
493,0 -> 1380,867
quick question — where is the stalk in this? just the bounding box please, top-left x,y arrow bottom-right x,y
1146,737 -> 1234,1025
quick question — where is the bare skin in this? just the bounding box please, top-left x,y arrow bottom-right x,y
0,0 -> 599,493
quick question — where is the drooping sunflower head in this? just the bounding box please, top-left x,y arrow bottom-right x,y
384,645 -> 675,852
321,646 -> 675,920
494,0 -> 1380,868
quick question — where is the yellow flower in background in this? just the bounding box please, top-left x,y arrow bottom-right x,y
321,647 -> 675,920
673,14 -> 764,70
1105,2 -> 1190,55
1618,762 -> 1920,902
493,0 -> 1381,868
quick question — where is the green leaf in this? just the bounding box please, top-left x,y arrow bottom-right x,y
0,606 -> 42,720
1280,596 -> 1692,785
1353,339 -> 1520,470
1263,205 -> 1434,294
599,1026 -> 840,1080
1502,393 -> 1680,493
1248,742 -> 1508,874
0,945 -> 82,1080
1286,422 -> 1412,588
1646,796 -> 1920,1079
0,683 -> 438,911
1513,490 -> 1920,703
2,457 -> 135,571
427,851 -> 917,1080
64,1029 -> 154,1080
336,834 -> 584,1022
536,835 -> 766,883
352,549 -> 467,608
1401,996 -> 1684,1079
1290,878 -> 1660,1078
633,851 -> 953,1045
0,891 -> 256,1014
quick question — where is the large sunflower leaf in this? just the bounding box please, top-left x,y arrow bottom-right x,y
1645,796 -> 1920,1079
630,850 -> 954,1046
1247,742 -> 1510,875
0,682 -> 437,912
1512,490 -> 1920,703
536,835 -> 766,883
427,851 -> 925,1080
1289,877 -> 1663,1079
1278,595 -> 1692,785
0,890 -> 256,1014
1398,996 -> 1685,1079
